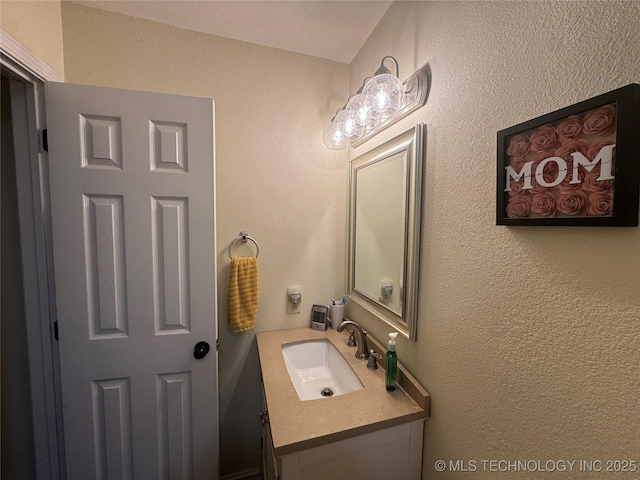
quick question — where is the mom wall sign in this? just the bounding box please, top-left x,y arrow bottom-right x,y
497,84 -> 640,226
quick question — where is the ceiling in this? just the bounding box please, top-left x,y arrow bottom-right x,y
74,1 -> 392,64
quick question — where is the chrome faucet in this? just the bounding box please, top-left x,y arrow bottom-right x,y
337,320 -> 369,360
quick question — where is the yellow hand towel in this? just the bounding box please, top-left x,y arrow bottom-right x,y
226,256 -> 259,333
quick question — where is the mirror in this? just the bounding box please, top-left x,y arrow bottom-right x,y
348,124 -> 425,340
354,151 -> 407,316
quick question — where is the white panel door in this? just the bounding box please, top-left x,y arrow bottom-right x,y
45,82 -> 218,480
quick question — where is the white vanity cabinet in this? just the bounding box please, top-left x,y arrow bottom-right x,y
257,328 -> 430,480
262,411 -> 424,480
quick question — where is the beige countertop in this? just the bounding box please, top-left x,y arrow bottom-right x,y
257,327 -> 429,457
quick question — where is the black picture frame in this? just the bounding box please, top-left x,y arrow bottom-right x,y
497,83 -> 640,226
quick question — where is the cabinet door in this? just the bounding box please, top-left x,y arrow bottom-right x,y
280,420 -> 424,480
261,387 -> 278,480
263,421 -> 277,480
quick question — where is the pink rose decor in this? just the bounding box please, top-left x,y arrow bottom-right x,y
556,191 -> 588,216
529,124 -> 558,152
586,192 -> 614,216
558,170 -> 584,195
531,192 -> 556,217
556,115 -> 583,141
583,105 -> 616,136
554,139 -> 589,163
530,178 -> 549,195
500,100 -> 622,221
508,156 -> 527,173
506,134 -> 530,157
583,168 -> 613,192
531,150 -> 559,178
506,195 -> 532,218
587,142 -> 615,161
508,179 -> 526,196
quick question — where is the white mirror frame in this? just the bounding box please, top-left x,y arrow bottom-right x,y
348,124 -> 425,341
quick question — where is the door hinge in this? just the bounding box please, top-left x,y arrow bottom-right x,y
41,128 -> 48,152
53,320 -> 59,341
216,338 -> 220,351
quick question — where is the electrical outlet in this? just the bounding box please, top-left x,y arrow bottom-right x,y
287,285 -> 302,314
287,301 -> 300,314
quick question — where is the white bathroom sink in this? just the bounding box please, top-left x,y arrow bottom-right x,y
282,339 -> 363,401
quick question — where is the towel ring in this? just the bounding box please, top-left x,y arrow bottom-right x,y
228,231 -> 260,259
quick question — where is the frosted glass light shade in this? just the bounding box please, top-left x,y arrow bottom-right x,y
364,73 -> 404,119
335,107 -> 364,139
349,92 -> 381,129
323,122 -> 348,149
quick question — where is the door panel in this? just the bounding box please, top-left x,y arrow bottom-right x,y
157,372 -> 193,479
84,194 -> 128,338
92,377 -> 133,480
45,82 -> 218,480
152,196 -> 190,334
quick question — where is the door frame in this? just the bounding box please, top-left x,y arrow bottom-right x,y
1,30 -> 65,479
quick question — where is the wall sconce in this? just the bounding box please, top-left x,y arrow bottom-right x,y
323,56 -> 429,149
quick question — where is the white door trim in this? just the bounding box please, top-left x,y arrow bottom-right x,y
1,31 -> 65,479
0,30 -> 64,82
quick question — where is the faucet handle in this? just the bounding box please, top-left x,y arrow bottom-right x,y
367,350 -> 382,370
346,330 -> 357,347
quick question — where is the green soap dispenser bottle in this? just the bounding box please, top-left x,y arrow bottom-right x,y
386,332 -> 398,391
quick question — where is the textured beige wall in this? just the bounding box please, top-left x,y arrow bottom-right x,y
0,0 -> 64,77
60,2 -> 349,475
347,1 -> 640,478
